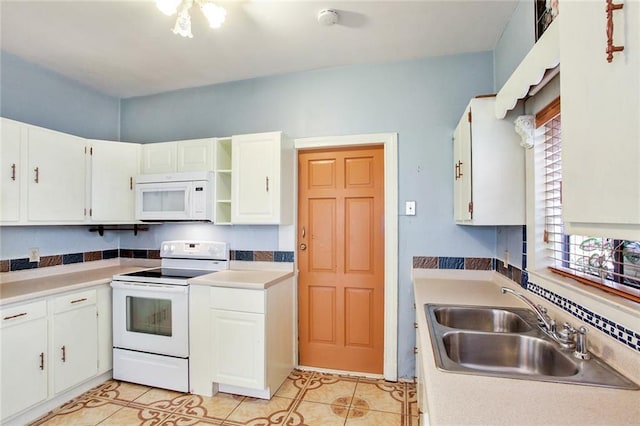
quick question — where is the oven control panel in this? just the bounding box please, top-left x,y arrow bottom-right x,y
160,240 -> 229,261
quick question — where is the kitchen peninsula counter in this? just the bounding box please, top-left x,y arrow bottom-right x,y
188,269 -> 294,290
413,269 -> 640,426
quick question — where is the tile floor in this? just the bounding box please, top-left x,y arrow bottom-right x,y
29,370 -> 419,425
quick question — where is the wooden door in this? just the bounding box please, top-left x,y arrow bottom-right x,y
298,145 -> 384,373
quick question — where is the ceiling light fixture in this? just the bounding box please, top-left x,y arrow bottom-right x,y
156,0 -> 226,38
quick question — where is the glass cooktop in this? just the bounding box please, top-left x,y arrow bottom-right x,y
123,268 -> 216,280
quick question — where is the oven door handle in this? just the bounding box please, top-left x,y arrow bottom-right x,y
110,281 -> 189,294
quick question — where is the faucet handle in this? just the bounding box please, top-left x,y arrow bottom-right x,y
537,305 -> 547,315
574,327 -> 591,360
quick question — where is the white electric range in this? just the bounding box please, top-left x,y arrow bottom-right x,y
111,240 -> 229,392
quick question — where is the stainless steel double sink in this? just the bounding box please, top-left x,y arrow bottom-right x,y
425,304 -> 639,389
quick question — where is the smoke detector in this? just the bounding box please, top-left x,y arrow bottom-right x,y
317,9 -> 339,26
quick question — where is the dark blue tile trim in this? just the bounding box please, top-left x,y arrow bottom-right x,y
274,251 -> 295,262
438,257 -> 464,269
62,253 -> 83,264
103,249 -> 119,259
10,258 -> 38,271
234,250 -> 254,261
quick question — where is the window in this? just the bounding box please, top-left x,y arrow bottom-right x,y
539,99 -> 640,303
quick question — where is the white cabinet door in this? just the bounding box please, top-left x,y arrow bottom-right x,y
453,97 -> 524,225
231,132 -> 283,224
27,126 -> 86,222
453,109 -> 472,222
210,309 -> 265,389
177,138 -> 215,171
51,297 -> 98,394
141,142 -> 177,174
560,0 -> 640,238
96,285 -> 113,374
90,140 -> 140,222
0,304 -> 48,420
0,118 -> 22,223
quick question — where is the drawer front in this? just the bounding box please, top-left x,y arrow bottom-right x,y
210,287 -> 264,313
0,300 -> 47,328
52,289 -> 97,314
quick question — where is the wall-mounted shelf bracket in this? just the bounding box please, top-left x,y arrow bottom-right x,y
88,224 -> 149,236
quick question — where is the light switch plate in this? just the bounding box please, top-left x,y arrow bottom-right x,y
405,201 -> 416,216
29,248 -> 40,263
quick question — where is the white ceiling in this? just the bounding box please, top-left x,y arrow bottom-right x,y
0,1 -> 518,99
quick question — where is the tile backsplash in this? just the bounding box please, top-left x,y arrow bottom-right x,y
413,255 -> 639,354
1,249 -> 295,272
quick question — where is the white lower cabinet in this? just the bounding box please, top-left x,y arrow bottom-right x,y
0,300 -> 48,420
51,290 -> 98,394
0,285 -> 110,424
210,309 -> 265,389
190,278 -> 295,399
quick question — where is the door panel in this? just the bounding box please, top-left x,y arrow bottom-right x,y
298,145 -> 384,374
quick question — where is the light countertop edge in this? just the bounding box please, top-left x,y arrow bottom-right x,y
188,270 -> 295,290
413,270 -> 640,426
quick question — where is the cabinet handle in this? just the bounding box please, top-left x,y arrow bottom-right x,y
11,163 -> 16,181
3,312 -> 27,321
454,163 -> 460,180
130,177 -> 133,190
606,0 -> 624,63
61,345 -> 66,363
265,176 -> 269,192
34,167 -> 39,183
70,298 -> 88,304
40,352 -> 45,370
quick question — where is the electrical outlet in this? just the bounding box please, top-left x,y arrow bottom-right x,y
504,250 -> 509,266
405,201 -> 416,216
29,248 -> 40,263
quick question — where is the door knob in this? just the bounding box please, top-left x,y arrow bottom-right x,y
299,243 -> 307,251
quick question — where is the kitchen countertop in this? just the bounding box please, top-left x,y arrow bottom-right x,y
188,269 -> 295,290
0,262 -> 154,306
413,269 -> 640,426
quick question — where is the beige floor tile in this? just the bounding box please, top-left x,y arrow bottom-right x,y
99,405 -> 171,425
344,406 -> 404,426
301,374 -> 357,406
224,396 -> 294,425
160,413 -> 223,425
285,401 -> 348,426
31,397 -> 125,426
131,388 -> 192,413
352,381 -> 407,414
174,393 -> 243,421
273,370 -> 313,399
89,380 -> 151,402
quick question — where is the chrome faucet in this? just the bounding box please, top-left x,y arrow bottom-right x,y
500,287 -> 554,330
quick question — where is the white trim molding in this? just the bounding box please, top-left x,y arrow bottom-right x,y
294,133 -> 399,382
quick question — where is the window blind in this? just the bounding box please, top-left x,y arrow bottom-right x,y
539,105 -> 640,303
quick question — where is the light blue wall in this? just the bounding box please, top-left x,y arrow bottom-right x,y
0,51 -> 120,140
0,52 -> 122,260
120,52 -> 498,379
493,1 -> 535,92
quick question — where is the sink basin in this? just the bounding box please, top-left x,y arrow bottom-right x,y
424,304 -> 639,390
433,306 -> 532,332
442,331 -> 578,376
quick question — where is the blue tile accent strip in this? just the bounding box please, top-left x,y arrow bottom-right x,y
62,253 -> 83,264
234,250 -> 254,261
274,251 -> 295,262
438,257 -> 464,269
10,258 -> 38,271
103,249 -> 119,259
527,281 -> 640,353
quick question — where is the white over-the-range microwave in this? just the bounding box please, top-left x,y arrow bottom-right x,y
135,171 -> 214,221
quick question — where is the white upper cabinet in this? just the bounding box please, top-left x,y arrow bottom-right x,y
231,131 -> 293,224
89,139 -> 140,223
140,141 -> 178,174
560,0 -> 640,239
0,118 -> 23,223
453,97 -> 525,225
141,138 -> 215,174
26,126 -> 87,222
177,138 -> 215,171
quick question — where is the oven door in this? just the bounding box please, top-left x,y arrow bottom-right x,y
111,281 -> 189,358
